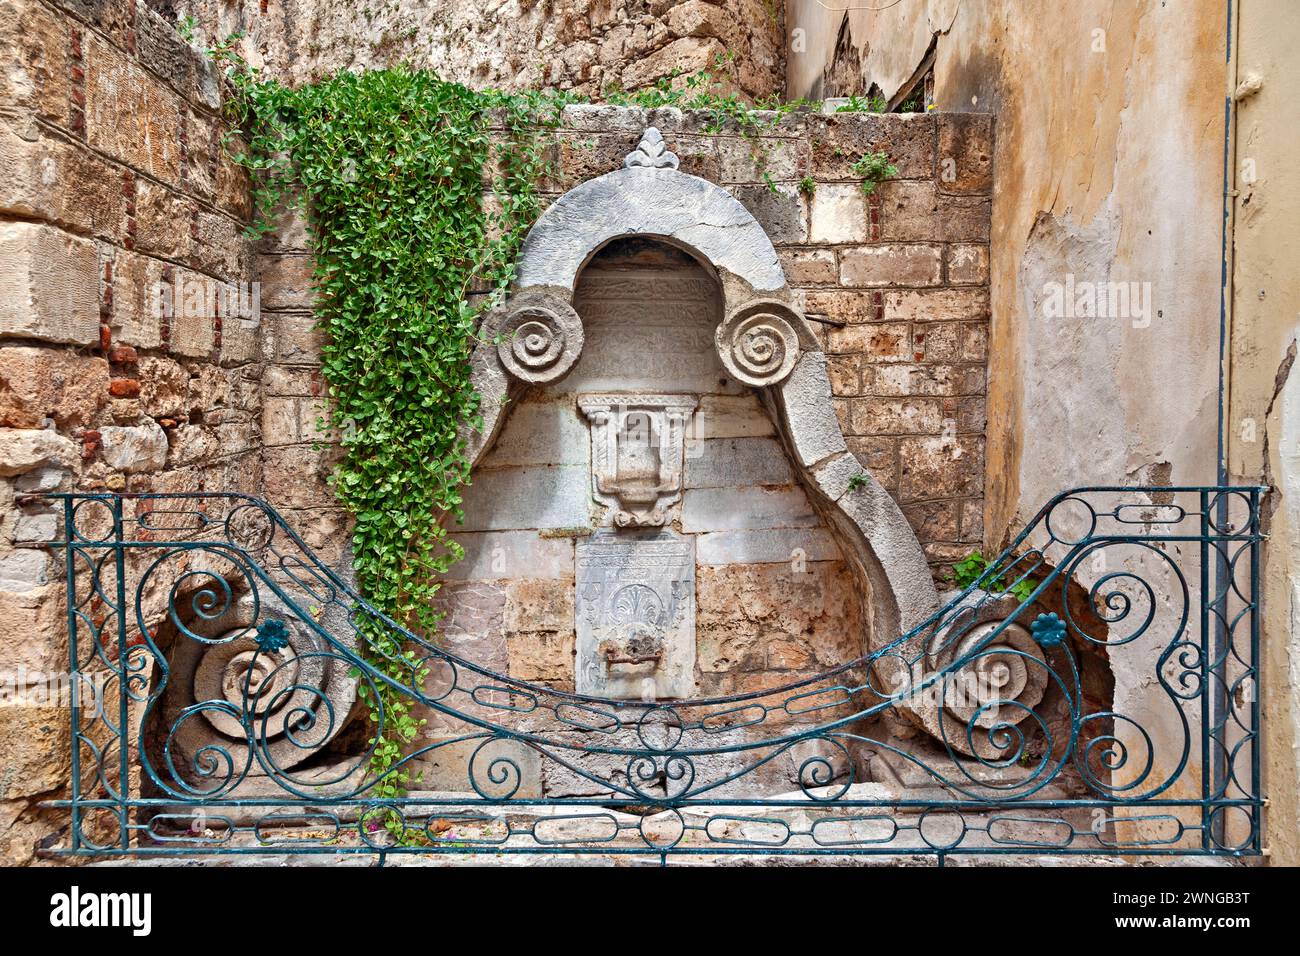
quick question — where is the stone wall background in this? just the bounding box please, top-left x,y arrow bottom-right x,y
0,0 -> 256,863
148,0 -> 787,100
0,1 -> 997,860
784,0 -> 1300,860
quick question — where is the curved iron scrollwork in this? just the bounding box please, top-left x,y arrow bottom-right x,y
36,486 -> 1263,860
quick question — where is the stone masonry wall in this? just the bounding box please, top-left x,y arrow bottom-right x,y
0,0 -> 255,863
149,0 -> 787,101
258,106 -> 993,588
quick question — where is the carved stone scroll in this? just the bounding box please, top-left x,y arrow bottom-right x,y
903,591 -> 1050,759
497,291 -> 584,384
716,299 -> 801,387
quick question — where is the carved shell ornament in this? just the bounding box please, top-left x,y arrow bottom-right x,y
623,126 -> 680,170
716,299 -> 802,387
497,292 -> 584,384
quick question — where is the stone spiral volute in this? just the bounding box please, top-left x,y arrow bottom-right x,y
903,591 -> 1050,760
715,299 -> 801,387
161,591 -> 358,786
497,292 -> 584,384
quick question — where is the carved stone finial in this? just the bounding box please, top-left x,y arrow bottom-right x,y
624,126 -> 680,170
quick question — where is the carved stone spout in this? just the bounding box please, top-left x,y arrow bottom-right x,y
578,394 -> 698,527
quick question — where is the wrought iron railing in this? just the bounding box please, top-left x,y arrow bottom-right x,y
32,485 -> 1263,862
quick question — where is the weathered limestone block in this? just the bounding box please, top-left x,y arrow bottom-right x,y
136,355 -> 189,418
0,0 -> 71,127
13,466 -> 67,493
826,322 -> 910,359
13,512 -> 57,543
730,184 -> 808,245
809,183 -> 868,244
947,244 -> 990,285
0,222 -> 99,345
0,706 -> 68,799
0,347 -> 109,429
134,178 -> 194,260
0,582 -> 63,669
840,244 -> 943,288
99,418 -> 168,473
457,464 -> 593,532
878,181 -> 992,242
620,36 -> 726,90
779,351 -> 849,468
85,32 -> 182,184
442,531 -> 576,582
807,113 -> 936,181
803,290 -> 881,325
261,445 -> 340,509
694,394 -> 776,439
884,288 -> 990,323
260,255 -> 316,310
898,436 -> 985,503
850,397 -> 945,436
696,562 -> 863,674
696,527 -> 842,566
0,428 -> 78,477
937,113 -> 994,195
0,550 -> 48,592
680,485 -> 820,533
780,248 -> 838,285
684,436 -> 794,489
504,578 -> 576,633
506,629 -> 576,685
136,5 -> 218,107
0,124 -> 129,239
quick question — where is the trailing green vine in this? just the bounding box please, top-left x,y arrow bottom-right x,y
207,38 -> 575,811
952,550 -> 1037,602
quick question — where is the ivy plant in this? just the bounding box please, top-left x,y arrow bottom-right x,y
952,550 -> 1037,603
203,36 -> 860,817
209,40 -> 573,809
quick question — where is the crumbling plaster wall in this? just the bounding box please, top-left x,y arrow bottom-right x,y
149,0 -> 787,100
260,106 -> 994,585
1231,0 -> 1300,869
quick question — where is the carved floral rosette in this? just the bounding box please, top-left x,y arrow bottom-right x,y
715,299 -> 802,387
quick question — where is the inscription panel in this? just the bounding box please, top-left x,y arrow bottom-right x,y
575,530 -> 696,699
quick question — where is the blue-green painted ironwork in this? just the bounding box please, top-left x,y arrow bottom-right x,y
34,486 -> 1264,861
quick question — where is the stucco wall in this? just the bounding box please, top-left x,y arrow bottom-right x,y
1230,0 -> 1300,869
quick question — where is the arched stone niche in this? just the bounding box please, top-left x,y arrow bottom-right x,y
464,128 -> 940,692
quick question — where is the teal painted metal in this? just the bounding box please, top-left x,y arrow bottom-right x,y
34,486 -> 1264,860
